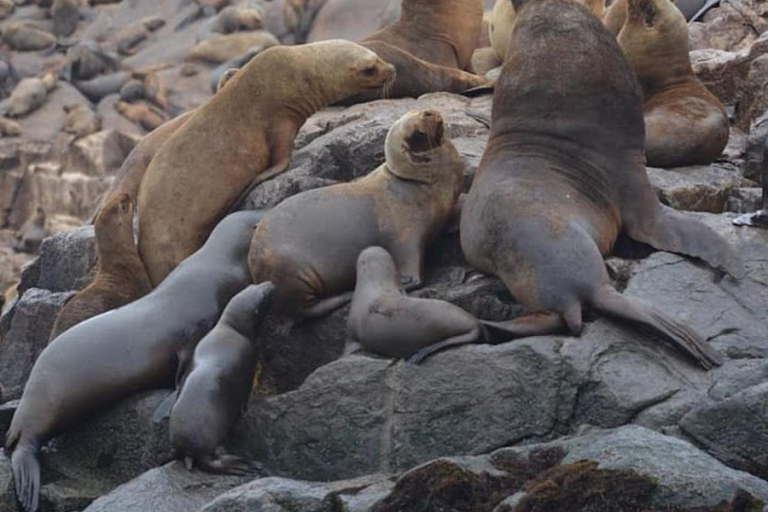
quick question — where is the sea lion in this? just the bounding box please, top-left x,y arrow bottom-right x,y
0,116 -> 21,137
1,23 -> 55,52
138,40 -> 396,286
62,41 -> 118,82
51,0 -> 80,37
196,5 -> 264,42
166,282 -> 274,475
48,193 -> 151,341
188,31 -> 279,64
13,206 -> 46,254
72,71 -> 131,103
63,103 -> 101,138
114,101 -> 168,131
248,109 -> 463,326
119,72 -> 169,110
605,0 -> 716,34
209,44 -> 269,93
0,73 -> 56,118
617,0 -> 729,167
116,16 -> 165,56
5,210 -> 264,512
460,0 -> 742,371
344,0 -> 487,104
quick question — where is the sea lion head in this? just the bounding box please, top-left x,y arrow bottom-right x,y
618,0 -> 691,92
223,281 -> 275,338
95,193 -> 133,245
385,110 -> 460,185
356,246 -> 402,292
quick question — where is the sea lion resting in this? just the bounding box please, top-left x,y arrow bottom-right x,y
138,40 -> 396,286
460,0 -> 743,371
249,109 -> 463,327
167,282 -> 274,475
6,210 -> 264,512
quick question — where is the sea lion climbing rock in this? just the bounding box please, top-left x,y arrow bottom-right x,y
48,193 -> 151,341
138,40 -> 396,286
168,282 -> 274,476
460,0 -> 743,371
188,31 -> 280,64
248,109 -> 463,326
617,0 -> 729,167
5,210 -> 264,512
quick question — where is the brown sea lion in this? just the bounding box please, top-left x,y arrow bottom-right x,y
119,72 -> 169,110
48,194 -> 151,341
248,109 -> 463,327
0,116 -> 20,137
13,206 -> 46,254
116,16 -> 165,56
138,40 -> 396,286
51,0 -> 80,37
166,282 -> 274,475
5,210 -> 265,512
1,74 -> 56,118
187,31 -> 280,64
63,103 -> 101,138
617,0 -> 729,168
1,23 -> 55,52
196,5 -> 264,42
114,101 -> 168,131
460,0 -> 742,371
344,0 -> 487,104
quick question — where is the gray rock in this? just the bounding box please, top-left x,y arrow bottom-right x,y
64,130 -> 138,178
681,383 -> 768,481
0,288 -> 72,400
82,462 -> 252,512
646,163 -> 752,213
31,225 -> 96,294
746,112 -> 768,182
726,187 -> 763,213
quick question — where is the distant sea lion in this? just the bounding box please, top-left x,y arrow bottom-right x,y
209,44 -> 268,92
0,0 -> 14,21
460,0 -> 742,371
1,73 -> 57,118
63,103 -> 101,138
62,41 -> 118,82
72,71 -> 131,103
188,31 -> 279,64
48,193 -> 151,341
116,16 -> 165,56
13,206 -> 46,254
119,72 -> 169,110
5,210 -> 264,512
249,109 -> 463,326
1,23 -> 55,52
51,0 -> 80,37
114,100 -> 168,131
0,116 -> 21,137
196,6 -> 264,42
616,0 -> 728,167
138,40 -> 396,286
605,0 -> 715,34
167,282 -> 274,475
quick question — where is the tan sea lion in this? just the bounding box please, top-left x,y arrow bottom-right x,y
116,16 -> 165,56
119,72 -> 169,110
617,0 -> 729,167
1,73 -> 57,118
0,116 -> 20,137
5,210 -> 265,512
1,23 -> 55,52
63,103 -> 101,138
114,101 -> 168,131
248,109 -> 463,327
345,0 -> 488,104
51,0 -> 80,37
187,31 -> 280,64
166,282 -> 274,476
48,193 -> 152,341
13,206 -> 46,254
0,0 -> 15,21
605,0 -> 716,35
196,5 -> 264,42
460,0 -> 742,371
138,40 -> 396,286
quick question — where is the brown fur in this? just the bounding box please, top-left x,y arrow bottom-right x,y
49,193 -> 151,341
138,40 -> 396,286
63,103 -> 101,138
114,101 -> 168,131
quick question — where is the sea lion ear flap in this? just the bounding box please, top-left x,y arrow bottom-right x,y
627,0 -> 658,26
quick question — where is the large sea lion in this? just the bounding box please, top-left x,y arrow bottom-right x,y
248,109 -> 463,327
167,282 -> 274,475
5,210 -> 264,512
344,0 -> 487,104
617,0 -> 729,168
48,193 -> 151,341
307,0 -> 400,43
137,40 -> 396,286
460,0 -> 743,371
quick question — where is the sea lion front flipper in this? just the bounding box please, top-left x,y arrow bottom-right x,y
407,329 -> 485,365
590,285 -> 723,370
152,390 -> 178,423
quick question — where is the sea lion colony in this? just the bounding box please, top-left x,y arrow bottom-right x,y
0,0 -> 746,510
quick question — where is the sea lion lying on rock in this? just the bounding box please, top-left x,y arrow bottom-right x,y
0,73 -> 57,118
248,109 -> 463,328
63,103 -> 101,138
116,16 -> 165,56
187,30 -> 280,64
196,5 -> 264,42
460,0 -> 742,371
114,100 -> 168,131
1,22 -> 55,52
137,40 -> 396,286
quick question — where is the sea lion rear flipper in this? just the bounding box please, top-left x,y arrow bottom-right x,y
152,389 -> 178,423
590,285 -> 723,370
11,444 -> 41,512
479,313 -> 568,343
407,329 -> 484,365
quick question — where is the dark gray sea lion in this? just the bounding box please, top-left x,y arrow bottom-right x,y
51,0 -> 80,37
73,71 -> 131,103
167,282 -> 274,475
5,209 -> 264,512
460,0 -> 742,371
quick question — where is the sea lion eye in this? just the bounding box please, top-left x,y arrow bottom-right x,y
362,66 -> 378,76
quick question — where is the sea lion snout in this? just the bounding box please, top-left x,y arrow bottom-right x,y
404,110 -> 445,154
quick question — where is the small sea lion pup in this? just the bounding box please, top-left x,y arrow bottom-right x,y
460,0 -> 743,371
166,282 -> 274,476
48,193 -> 151,341
345,0 -> 488,104
5,210 -> 264,512
249,110 -> 463,328
137,40 -> 396,286
617,0 -> 729,167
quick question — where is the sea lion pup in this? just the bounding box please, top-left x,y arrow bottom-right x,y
137,40 -> 396,286
114,101 -> 168,131
5,210 -> 264,512
51,0 -> 80,37
1,73 -> 57,118
48,194 -> 151,341
249,110 -> 463,327
196,5 -> 264,42
460,0 -> 743,371
167,282 -> 274,476
63,103 -> 101,139
344,0 -> 487,104
13,206 -> 46,254
116,16 -> 165,56
617,0 -> 728,168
